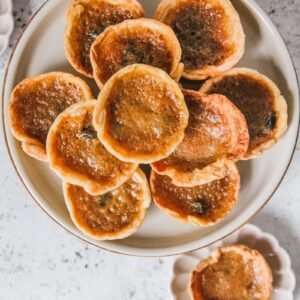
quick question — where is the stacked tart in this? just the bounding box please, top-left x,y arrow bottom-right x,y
8,0 -> 288,246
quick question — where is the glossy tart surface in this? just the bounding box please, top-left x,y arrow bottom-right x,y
91,18 -> 183,87
200,68 -> 288,159
150,163 -> 240,226
8,72 -> 93,161
151,90 -> 249,186
65,0 -> 145,77
63,168 -> 151,240
189,245 -> 273,300
155,0 -> 245,80
47,100 -> 137,195
93,64 -> 189,163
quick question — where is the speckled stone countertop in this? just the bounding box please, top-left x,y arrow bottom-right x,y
0,1 -> 299,299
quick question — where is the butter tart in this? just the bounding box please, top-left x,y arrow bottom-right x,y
65,0 -> 145,78
47,100 -> 137,195
93,64 -> 189,163
63,168 -> 151,240
90,18 -> 183,88
200,68 -> 288,159
155,0 -> 245,80
150,163 -> 240,226
151,90 -> 249,187
8,72 -> 93,161
189,245 -> 273,300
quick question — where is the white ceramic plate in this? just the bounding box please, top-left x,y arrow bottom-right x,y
171,224 -> 296,300
2,0 -> 299,256
0,0 -> 14,56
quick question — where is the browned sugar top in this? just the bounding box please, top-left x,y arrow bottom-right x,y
11,77 -> 85,144
105,70 -> 185,155
54,105 -> 134,182
67,175 -> 143,234
152,171 -> 238,223
192,250 -> 270,300
70,1 -> 143,74
207,74 -> 276,150
167,1 -> 235,70
153,91 -> 232,173
93,24 -> 174,83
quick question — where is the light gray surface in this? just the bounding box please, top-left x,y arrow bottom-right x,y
0,0 -> 299,299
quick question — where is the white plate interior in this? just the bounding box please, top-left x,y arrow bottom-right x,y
171,224 -> 296,300
2,0 -> 299,256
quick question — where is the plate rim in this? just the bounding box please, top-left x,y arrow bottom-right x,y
1,0 -> 299,257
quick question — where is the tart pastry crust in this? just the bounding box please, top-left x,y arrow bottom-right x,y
151,90 -> 249,187
47,100 -> 137,195
90,18 -> 183,88
150,163 -> 240,226
93,64 -> 189,164
8,72 -> 93,161
155,0 -> 245,80
65,0 -> 145,77
189,244 -> 273,300
200,68 -> 288,159
63,168 -> 151,240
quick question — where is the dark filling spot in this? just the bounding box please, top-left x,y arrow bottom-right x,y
190,198 -> 210,215
169,4 -> 233,70
246,282 -> 255,290
224,268 -> 231,275
97,193 -> 112,207
81,23 -> 107,73
122,42 -> 147,65
265,112 -> 276,131
81,125 -> 98,139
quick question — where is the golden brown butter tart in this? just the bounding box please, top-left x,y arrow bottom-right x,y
155,0 -> 245,80
90,18 -> 183,88
8,72 -> 93,161
189,245 -> 273,300
93,64 -> 189,164
64,168 -> 151,240
65,0 -> 145,77
150,163 -> 240,226
47,100 -> 137,195
200,68 -> 288,159
151,89 -> 249,187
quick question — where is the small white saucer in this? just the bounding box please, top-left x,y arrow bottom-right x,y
171,224 -> 296,300
0,0 -> 14,56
